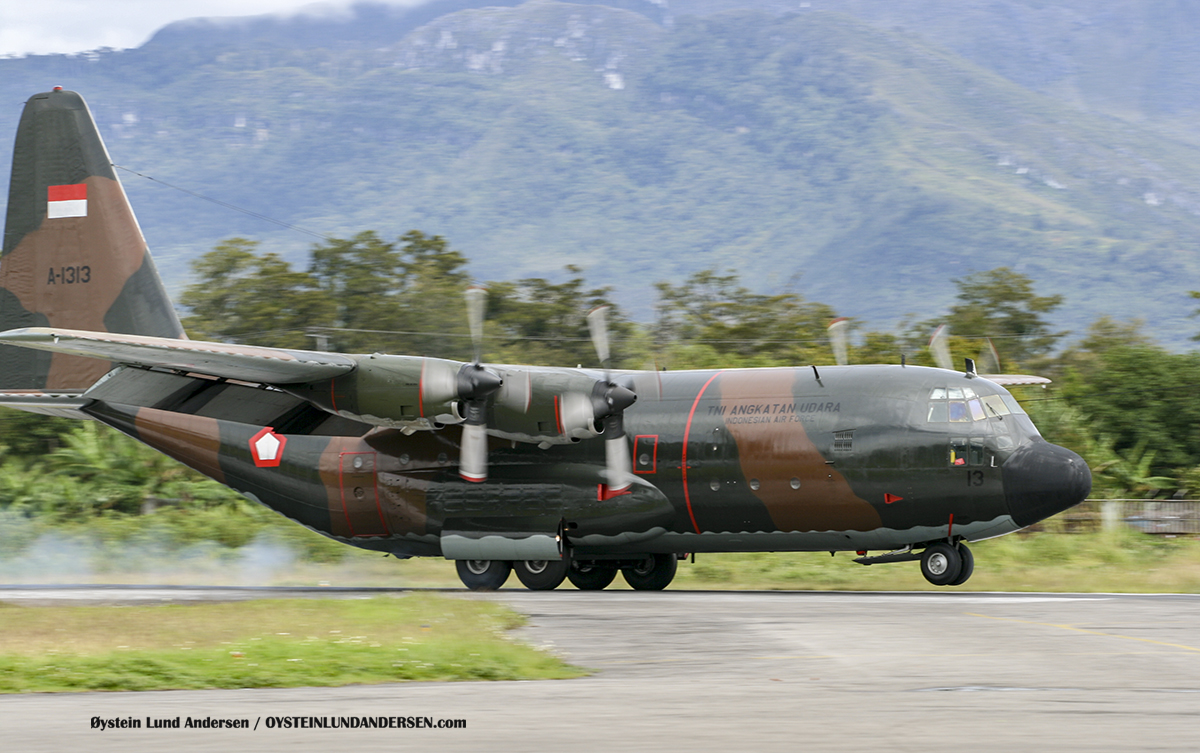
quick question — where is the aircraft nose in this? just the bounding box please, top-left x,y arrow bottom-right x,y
1001,440 -> 1092,528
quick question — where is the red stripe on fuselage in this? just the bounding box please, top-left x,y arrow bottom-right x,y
418,360 -> 426,418
682,371 -> 725,535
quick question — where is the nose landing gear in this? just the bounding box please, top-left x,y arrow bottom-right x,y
919,541 -> 974,586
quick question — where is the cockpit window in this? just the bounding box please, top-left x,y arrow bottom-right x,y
928,386 -> 1022,422
1000,393 -> 1026,415
981,395 -> 1010,417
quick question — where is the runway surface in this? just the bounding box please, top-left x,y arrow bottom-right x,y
1,587 -> 1198,752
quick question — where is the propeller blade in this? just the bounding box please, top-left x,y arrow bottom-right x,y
604,424 -> 634,494
587,305 -> 612,371
459,420 -> 489,482
455,364 -> 502,482
978,337 -> 1001,374
592,380 -> 637,494
929,324 -> 953,371
458,287 -> 499,482
465,286 -> 486,365
828,317 -> 850,366
586,304 -> 637,493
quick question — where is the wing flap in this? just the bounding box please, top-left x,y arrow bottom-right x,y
0,327 -> 356,384
0,390 -> 92,418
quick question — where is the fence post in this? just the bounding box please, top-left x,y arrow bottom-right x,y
1102,499 -> 1120,532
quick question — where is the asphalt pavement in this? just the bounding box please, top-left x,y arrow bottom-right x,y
1,588 -> 1197,752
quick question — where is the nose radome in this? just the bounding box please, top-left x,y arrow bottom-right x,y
1001,440 -> 1092,528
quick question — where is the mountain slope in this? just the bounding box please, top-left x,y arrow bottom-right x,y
2,3 -> 1200,344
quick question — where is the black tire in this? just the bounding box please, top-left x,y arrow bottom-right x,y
456,560 -> 512,591
920,542 -> 963,586
949,542 -> 975,586
514,558 -> 569,590
567,561 -> 618,590
622,553 -> 677,591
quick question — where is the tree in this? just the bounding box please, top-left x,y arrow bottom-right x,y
1060,344 -> 1200,472
936,267 -> 1065,369
1190,290 -> 1200,341
653,269 -> 837,368
307,230 -> 473,358
180,238 -> 334,349
487,266 -> 637,368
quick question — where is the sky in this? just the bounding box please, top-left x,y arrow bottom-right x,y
0,0 -> 415,57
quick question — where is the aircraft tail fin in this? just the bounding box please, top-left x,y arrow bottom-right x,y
0,88 -> 184,390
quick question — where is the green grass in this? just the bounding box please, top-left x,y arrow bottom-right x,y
668,529 -> 1200,593
0,595 -> 582,693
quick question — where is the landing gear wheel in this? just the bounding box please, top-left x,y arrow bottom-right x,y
920,542 -> 963,586
514,558 -> 569,590
622,553 -> 677,591
567,561 -> 618,590
949,542 -> 974,586
456,559 -> 511,591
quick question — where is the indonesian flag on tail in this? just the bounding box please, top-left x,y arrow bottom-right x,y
47,184 -> 87,219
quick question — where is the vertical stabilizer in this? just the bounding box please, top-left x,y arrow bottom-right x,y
0,88 -> 184,390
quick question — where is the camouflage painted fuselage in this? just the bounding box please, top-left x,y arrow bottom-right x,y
77,361 -> 1086,559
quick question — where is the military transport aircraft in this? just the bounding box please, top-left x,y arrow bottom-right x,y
0,89 -> 1091,591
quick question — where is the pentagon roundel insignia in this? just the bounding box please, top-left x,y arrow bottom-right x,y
249,427 -> 287,468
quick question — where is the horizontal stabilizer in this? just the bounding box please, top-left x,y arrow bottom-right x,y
0,327 -> 356,384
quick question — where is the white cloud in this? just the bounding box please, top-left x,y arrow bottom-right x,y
0,0 -> 418,57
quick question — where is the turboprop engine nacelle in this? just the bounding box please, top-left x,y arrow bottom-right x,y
284,354 -> 469,430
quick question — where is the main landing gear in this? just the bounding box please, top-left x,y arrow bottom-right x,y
455,554 -> 679,592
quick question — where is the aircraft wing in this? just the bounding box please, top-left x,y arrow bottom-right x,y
0,327 -> 356,384
981,374 -> 1052,386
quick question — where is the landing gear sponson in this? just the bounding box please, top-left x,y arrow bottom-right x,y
459,544 -> 976,591
455,554 -> 679,591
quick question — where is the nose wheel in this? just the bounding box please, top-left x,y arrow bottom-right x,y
920,542 -> 974,586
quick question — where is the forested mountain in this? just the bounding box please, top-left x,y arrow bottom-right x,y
3,1 -> 1200,343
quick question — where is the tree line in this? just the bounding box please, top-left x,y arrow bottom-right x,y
2,229 -> 1199,520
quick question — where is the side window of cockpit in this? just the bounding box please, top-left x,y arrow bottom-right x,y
949,438 -> 968,466
949,438 -> 985,467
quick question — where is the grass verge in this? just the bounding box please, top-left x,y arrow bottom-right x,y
670,529 -> 1200,593
0,594 -> 582,693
